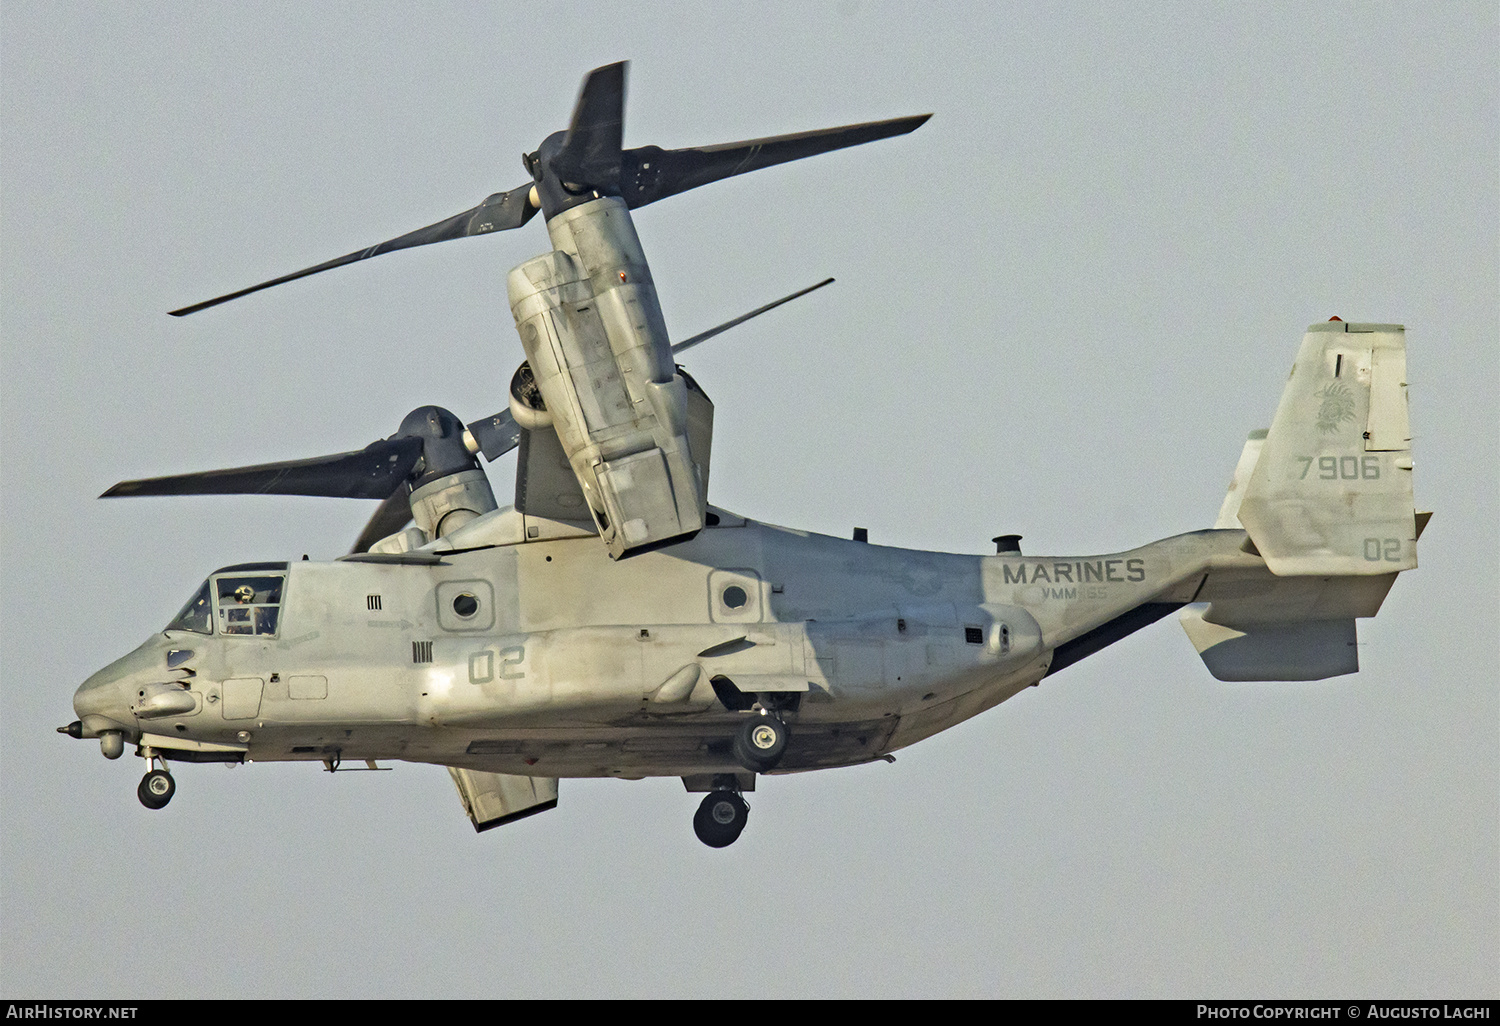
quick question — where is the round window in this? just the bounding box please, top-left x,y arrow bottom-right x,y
722,585 -> 748,610
452,593 -> 479,618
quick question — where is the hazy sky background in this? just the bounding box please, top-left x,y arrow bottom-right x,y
3,1 -> 1495,998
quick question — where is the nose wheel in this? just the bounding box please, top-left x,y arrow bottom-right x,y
693,790 -> 749,848
137,768 -> 176,810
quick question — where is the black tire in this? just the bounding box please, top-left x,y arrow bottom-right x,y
733,714 -> 788,772
137,770 -> 175,810
692,790 -> 749,848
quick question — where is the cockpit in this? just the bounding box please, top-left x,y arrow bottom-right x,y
165,562 -> 288,637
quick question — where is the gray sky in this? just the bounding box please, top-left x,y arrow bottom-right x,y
3,1 -> 1495,998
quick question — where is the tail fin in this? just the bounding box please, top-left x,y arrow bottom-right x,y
1211,429 -> 1266,530
1179,320 -> 1427,681
1235,320 -> 1416,575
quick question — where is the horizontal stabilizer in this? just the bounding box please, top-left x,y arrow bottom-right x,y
1179,607 -> 1357,681
1237,321 -> 1416,575
448,768 -> 558,832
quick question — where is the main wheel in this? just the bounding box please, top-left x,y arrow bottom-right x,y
733,714 -> 788,772
693,790 -> 749,848
137,769 -> 175,810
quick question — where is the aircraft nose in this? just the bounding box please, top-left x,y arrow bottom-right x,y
73,672 -> 127,721
70,671 -> 135,760
71,643 -> 160,744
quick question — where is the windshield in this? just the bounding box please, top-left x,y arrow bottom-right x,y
165,580 -> 213,634
215,575 -> 284,636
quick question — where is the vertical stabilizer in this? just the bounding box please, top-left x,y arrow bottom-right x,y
1236,322 -> 1415,575
1214,430 -> 1267,529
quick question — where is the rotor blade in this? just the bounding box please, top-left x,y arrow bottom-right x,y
168,184 -> 537,316
619,114 -> 930,209
466,409 -> 523,462
672,278 -> 834,356
552,62 -> 626,188
101,436 -> 424,500
350,487 -> 414,554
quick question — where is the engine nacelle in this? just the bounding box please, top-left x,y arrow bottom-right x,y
368,469 -> 500,555
409,468 -> 497,539
368,406 -> 499,554
508,196 -> 705,558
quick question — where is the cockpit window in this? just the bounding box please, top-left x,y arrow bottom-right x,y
165,581 -> 214,635
215,575 -> 284,636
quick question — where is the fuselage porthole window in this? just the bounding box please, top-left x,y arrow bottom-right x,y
452,593 -> 479,618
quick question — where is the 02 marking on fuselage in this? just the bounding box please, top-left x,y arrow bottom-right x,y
467,646 -> 527,684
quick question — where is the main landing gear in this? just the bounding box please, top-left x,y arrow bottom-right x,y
691,710 -> 791,847
136,749 -> 175,810
693,787 -> 750,848
733,710 -> 788,773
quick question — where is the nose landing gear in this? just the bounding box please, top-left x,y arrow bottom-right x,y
137,768 -> 175,809
136,746 -> 175,810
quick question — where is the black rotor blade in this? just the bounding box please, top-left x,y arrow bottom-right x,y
672,278 -> 834,356
101,436 -> 424,500
551,61 -> 626,189
466,409 -> 523,462
350,487 -> 415,554
169,184 -> 537,316
619,113 -> 930,209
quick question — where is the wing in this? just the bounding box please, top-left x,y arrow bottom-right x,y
513,425 -> 590,522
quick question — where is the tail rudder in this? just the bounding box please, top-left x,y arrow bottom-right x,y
1236,320 -> 1417,575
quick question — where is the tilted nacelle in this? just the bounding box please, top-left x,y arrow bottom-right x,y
364,405 -> 500,555
369,468 -> 499,554
508,196 -> 705,558
149,61 -> 927,565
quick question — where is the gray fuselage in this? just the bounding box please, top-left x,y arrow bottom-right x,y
76,505 -> 1279,780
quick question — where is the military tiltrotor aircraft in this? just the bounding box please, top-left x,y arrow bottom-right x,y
62,63 -> 1427,847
